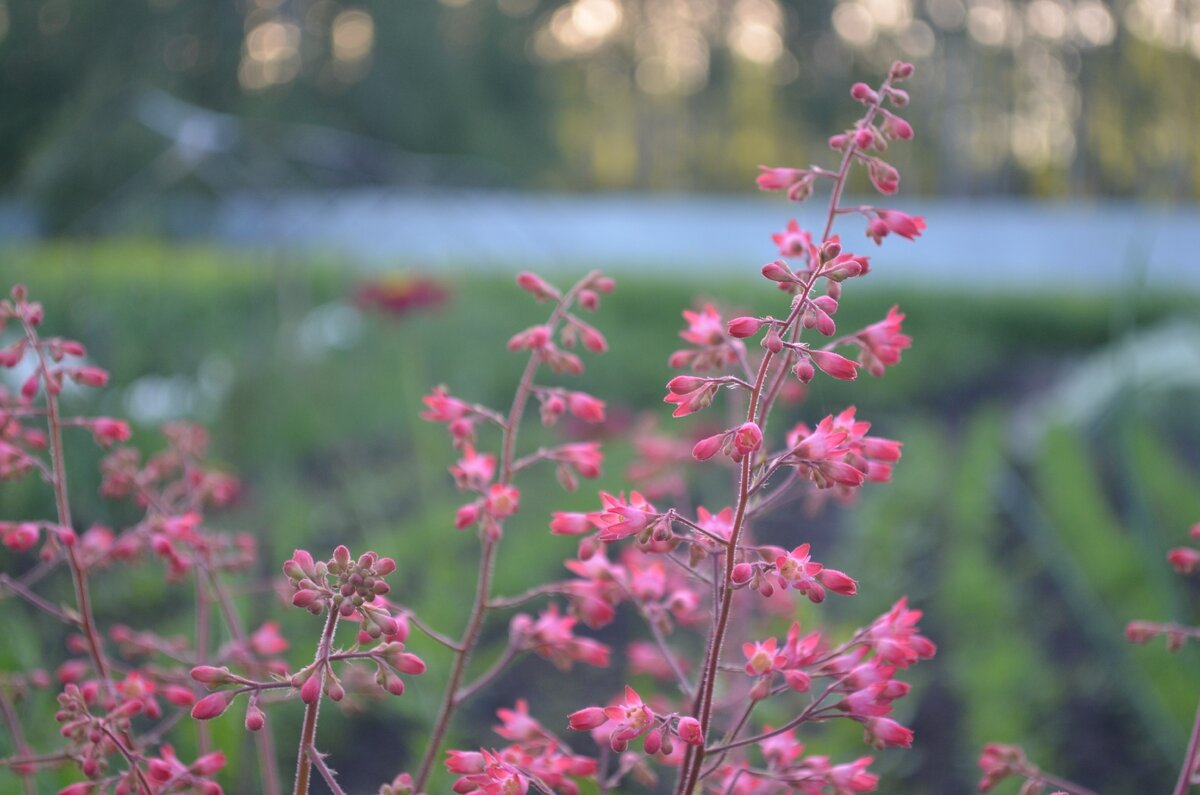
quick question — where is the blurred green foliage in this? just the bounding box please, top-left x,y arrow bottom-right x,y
0,242 -> 1198,792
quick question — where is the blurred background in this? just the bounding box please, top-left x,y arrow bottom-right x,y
2,0 -> 1200,793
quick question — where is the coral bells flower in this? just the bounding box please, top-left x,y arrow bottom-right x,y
680,304 -> 726,347
571,686 -> 655,752
88,417 -> 131,447
772,219 -> 814,258
863,716 -> 914,749
774,544 -> 857,603
593,491 -> 660,542
742,637 -> 780,676
451,446 -> 496,491
855,306 -> 911,377
451,749 -> 529,795
756,166 -> 805,191
191,690 -> 236,720
727,316 -> 765,339
566,391 -> 606,423
977,744 -> 1028,792
808,349 -> 860,381
866,597 -> 936,668
756,166 -> 814,201
828,756 -> 880,793
484,484 -> 520,519
421,387 -> 470,423
677,716 -> 703,746
732,422 -> 763,458
876,209 -> 925,241
510,605 -> 611,670
1168,546 -> 1200,574
664,376 -> 719,418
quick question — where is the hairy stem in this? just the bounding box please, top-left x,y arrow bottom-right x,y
22,319 -> 113,696
412,274 -> 597,791
293,608 -> 339,795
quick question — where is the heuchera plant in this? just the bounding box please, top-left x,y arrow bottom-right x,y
0,63 -> 936,795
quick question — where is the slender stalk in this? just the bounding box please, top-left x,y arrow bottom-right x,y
194,575 -> 212,755
0,691 -> 35,795
412,537 -> 498,789
21,319 -> 113,696
0,574 -> 75,623
455,643 -> 519,703
1174,696 -> 1200,795
412,274 -> 597,791
675,79 -> 894,793
293,608 -> 340,795
203,565 -> 282,795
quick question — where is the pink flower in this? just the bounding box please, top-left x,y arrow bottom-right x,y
191,690 -> 235,720
554,442 -> 603,479
818,567 -> 858,596
69,366 -> 109,388
250,621 -> 289,657
809,349 -> 860,381
2,522 -> 39,552
515,272 -> 559,301
775,544 -> 827,603
451,445 -> 496,491
771,219 -> 813,258
1168,546 -> 1200,574
828,756 -> 880,793
664,380 -> 718,417
680,305 -> 726,346
601,686 -> 655,751
511,605 -> 610,670
742,637 -> 780,676
594,491 -> 659,542
677,716 -> 703,746
732,422 -> 763,459
867,597 -> 936,668
494,699 -> 545,742
89,418 -> 131,447
727,316 -> 765,339
863,717 -> 913,749
877,209 -> 925,240
755,166 -> 805,191
567,391 -> 606,423
483,484 -> 520,519
421,387 -> 470,423
692,432 -> 725,461
867,159 -> 900,195
507,324 -> 551,351
549,512 -> 594,536
568,706 -> 609,731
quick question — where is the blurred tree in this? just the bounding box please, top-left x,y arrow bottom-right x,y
1,0 -> 1198,231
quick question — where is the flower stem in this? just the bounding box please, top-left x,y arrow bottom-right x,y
293,608 -> 339,795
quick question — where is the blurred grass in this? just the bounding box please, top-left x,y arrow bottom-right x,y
1,240 -> 1199,792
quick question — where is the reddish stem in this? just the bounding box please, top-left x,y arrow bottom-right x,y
21,319 -> 114,695
675,79 -> 894,794
412,273 -> 599,792
293,607 -> 340,795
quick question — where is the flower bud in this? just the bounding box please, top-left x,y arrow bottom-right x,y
677,716 -> 703,746
191,690 -> 235,720
761,260 -> 795,283
726,316 -> 763,338
692,433 -> 725,461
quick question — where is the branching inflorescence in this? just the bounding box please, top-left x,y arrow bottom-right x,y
1,63 -> 939,795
